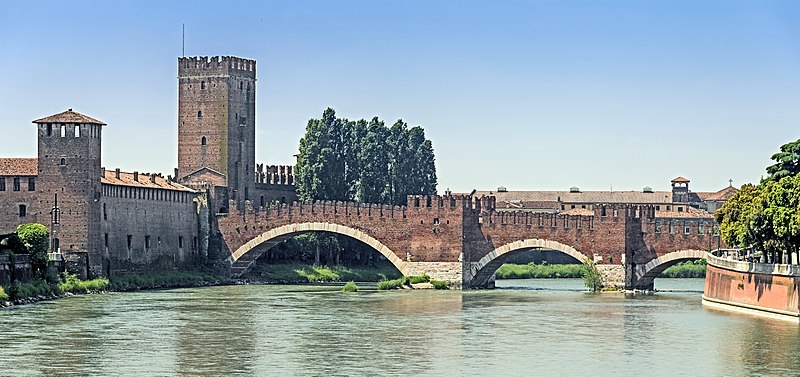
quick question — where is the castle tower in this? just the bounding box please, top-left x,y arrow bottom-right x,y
177,56 -> 256,209
33,109 -> 105,277
671,176 -> 690,203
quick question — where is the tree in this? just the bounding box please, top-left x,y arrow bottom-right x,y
766,139 -> 800,181
295,108 -> 352,201
357,117 -> 390,203
16,223 -> 49,277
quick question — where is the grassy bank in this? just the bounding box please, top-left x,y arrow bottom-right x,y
108,270 -> 226,291
496,260 -> 707,280
377,274 -> 449,290
659,260 -> 706,278
244,263 -> 402,283
496,262 -> 584,279
1,274 -> 110,303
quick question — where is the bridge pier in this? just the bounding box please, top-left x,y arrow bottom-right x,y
404,261 -> 464,288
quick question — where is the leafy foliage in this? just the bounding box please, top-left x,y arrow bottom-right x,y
496,262 -> 584,279
16,223 -> 49,277
377,274 -> 432,290
296,108 -> 437,205
58,273 -> 110,293
581,258 -> 603,292
341,281 -> 358,292
716,139 -> 800,263
0,286 -> 7,301
766,139 -> 800,181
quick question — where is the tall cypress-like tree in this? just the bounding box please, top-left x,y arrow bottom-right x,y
296,108 -> 437,205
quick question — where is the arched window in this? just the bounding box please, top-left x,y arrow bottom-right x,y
201,137 -> 207,146
59,158 -> 66,166
201,81 -> 206,89
197,110 -> 202,118
239,81 -> 243,90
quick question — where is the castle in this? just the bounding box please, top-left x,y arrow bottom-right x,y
0,56 -> 297,278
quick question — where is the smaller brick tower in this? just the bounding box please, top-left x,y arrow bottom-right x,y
177,56 -> 256,210
671,176 -> 690,203
33,109 -> 105,278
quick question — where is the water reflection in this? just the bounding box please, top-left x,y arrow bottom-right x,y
1,279 -> 799,376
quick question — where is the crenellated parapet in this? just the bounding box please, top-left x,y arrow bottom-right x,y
178,56 -> 256,78
255,164 -> 295,186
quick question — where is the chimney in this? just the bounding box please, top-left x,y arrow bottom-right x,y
115,168 -> 120,179
133,171 -> 139,182
174,168 -> 179,180
150,174 -> 156,183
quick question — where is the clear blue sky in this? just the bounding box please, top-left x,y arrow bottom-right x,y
1,0 -> 798,193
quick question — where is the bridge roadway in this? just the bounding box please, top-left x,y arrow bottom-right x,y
217,195 -> 717,289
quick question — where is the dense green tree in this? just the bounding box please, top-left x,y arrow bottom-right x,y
296,108 -> 437,205
766,139 -> 800,181
16,223 -> 49,277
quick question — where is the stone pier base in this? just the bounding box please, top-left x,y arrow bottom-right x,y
597,264 -> 624,290
404,261 -> 463,289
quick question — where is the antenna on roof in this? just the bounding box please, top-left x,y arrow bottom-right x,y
182,23 -> 185,57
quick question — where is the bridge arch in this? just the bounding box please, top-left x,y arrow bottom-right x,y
631,249 -> 707,290
469,239 -> 590,288
228,222 -> 408,278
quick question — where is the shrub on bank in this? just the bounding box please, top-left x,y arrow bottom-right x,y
430,280 -> 449,290
342,281 -> 358,292
58,273 -> 110,294
6,280 -> 59,301
0,286 -> 7,301
377,274 -> 431,290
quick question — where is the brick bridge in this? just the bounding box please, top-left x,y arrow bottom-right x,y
217,195 -> 717,290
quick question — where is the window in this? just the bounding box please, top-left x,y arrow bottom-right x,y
28,178 -> 35,191
47,124 -> 52,136
103,203 -> 107,220
571,205 -> 575,209
145,235 -> 151,250
239,81 -> 243,90
59,158 -> 66,166
197,110 -> 202,118
699,222 -> 705,235
684,222 -> 691,235
13,178 -> 20,191
74,124 -> 80,137
60,125 -> 66,137
201,136 -> 207,146
656,205 -> 660,211
581,205 -> 586,209
201,81 -> 206,89
179,236 -> 184,248
104,234 -> 109,248
678,207 -> 684,212
433,218 -> 440,225
18,204 -> 26,217
666,205 -> 671,211
127,235 -> 133,250
0,177 -> 5,191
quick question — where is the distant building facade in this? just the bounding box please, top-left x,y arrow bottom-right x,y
475,176 -> 738,222
0,56 -> 297,278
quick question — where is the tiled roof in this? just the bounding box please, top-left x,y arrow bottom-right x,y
560,208 -> 595,216
697,186 -> 739,202
102,170 -> 195,192
655,206 -> 713,219
33,109 -> 106,125
671,176 -> 690,183
0,158 -> 38,176
475,190 -> 674,205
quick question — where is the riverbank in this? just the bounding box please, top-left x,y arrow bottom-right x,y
1,269 -> 230,308
496,260 -> 707,280
241,262 -> 402,284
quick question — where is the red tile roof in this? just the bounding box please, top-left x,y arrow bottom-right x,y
0,158 -> 38,176
33,109 -> 106,125
102,170 -> 195,192
671,176 -> 690,183
697,186 -> 739,201
655,206 -> 713,219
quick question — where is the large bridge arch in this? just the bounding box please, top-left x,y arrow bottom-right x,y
469,239 -> 590,288
631,249 -> 707,290
228,222 -> 409,278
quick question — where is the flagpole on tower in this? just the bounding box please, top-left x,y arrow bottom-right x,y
182,23 -> 185,57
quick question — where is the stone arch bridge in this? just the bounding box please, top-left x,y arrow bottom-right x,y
216,195 -> 717,289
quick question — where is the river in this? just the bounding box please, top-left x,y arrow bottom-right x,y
1,278 -> 798,376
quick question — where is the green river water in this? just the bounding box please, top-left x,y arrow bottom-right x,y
1,278 -> 799,376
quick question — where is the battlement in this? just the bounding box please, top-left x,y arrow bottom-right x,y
406,194 -> 473,210
256,164 -> 295,186
178,56 -> 256,77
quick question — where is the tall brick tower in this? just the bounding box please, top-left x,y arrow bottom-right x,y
177,56 -> 256,209
33,109 -> 105,277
